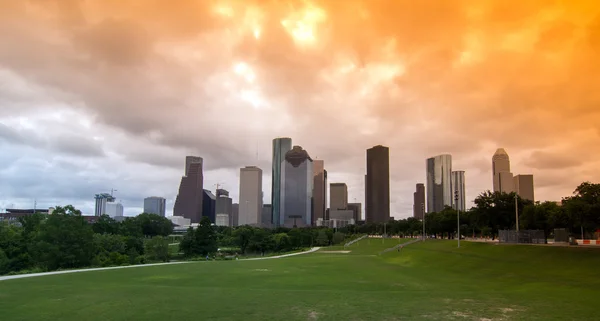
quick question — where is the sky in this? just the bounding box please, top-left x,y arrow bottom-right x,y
0,0 -> 599,218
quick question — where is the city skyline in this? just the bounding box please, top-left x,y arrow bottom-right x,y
2,1 -> 599,218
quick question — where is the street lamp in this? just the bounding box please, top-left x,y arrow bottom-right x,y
454,190 -> 460,248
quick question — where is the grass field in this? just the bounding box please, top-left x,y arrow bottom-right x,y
1,238 -> 599,321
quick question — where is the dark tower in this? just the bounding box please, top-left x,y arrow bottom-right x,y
366,145 -> 390,223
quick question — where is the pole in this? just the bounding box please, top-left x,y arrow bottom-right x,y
454,190 -> 459,248
422,203 -> 425,241
515,194 -> 519,232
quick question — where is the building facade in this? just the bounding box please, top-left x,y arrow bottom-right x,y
347,203 -> 362,222
280,146 -> 313,227
94,193 -> 115,216
261,204 -> 272,227
215,189 -> 232,226
231,203 -> 239,227
413,183 -> 425,219
202,189 -> 216,223
451,171 -> 466,212
492,148 -> 514,193
143,197 -> 166,216
239,166 -> 263,226
330,183 -> 348,210
174,156 -> 204,223
514,174 -> 535,201
426,154 -> 453,213
366,145 -> 390,223
216,214 -> 229,227
312,160 -> 326,225
105,202 -> 124,218
272,137 -> 292,227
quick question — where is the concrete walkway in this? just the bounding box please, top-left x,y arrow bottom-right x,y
0,247 -> 321,282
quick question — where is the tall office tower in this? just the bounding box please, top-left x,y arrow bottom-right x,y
143,197 -> 166,216
347,203 -> 362,222
330,183 -> 348,210
272,137 -> 293,227
426,154 -> 453,213
514,174 -> 535,201
231,203 -> 239,227
215,189 -> 232,226
94,193 -> 116,216
366,145 -> 390,223
261,204 -> 272,227
312,160 -> 326,225
492,148 -> 514,193
202,189 -> 216,223
239,166 -> 263,226
451,171 -> 466,212
413,183 -> 425,219
185,156 -> 203,178
105,202 -> 124,217
281,146 -> 314,227
174,156 -> 204,223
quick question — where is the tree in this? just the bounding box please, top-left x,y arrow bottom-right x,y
135,213 -> 174,237
332,232 -> 345,245
233,226 -> 254,254
179,227 -> 196,257
34,206 -> 95,270
194,216 -> 217,256
470,191 -> 533,236
563,182 -> 600,238
315,230 -> 329,246
93,215 -> 120,235
145,236 -> 170,262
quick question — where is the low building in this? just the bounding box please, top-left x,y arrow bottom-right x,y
316,218 -> 355,229
170,216 -> 191,227
329,209 -> 354,221
216,214 -> 230,227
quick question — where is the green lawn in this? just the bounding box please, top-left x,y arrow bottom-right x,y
1,239 -> 599,321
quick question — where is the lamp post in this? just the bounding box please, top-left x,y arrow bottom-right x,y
454,190 -> 460,248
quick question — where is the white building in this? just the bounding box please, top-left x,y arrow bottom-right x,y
239,166 -> 263,226
451,171 -> 466,212
105,202 -> 124,218
316,218 -> 355,229
169,215 -> 191,227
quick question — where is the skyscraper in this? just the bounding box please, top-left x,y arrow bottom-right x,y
514,174 -> 535,201
143,196 -> 166,216
330,183 -> 348,210
451,171 -> 466,212
366,145 -> 390,223
426,154 -> 452,213
272,137 -> 292,227
231,203 -> 239,227
347,202 -> 362,222
94,193 -> 115,216
261,204 -> 272,227
105,202 -> 123,217
202,189 -> 216,223
413,183 -> 425,219
239,166 -> 263,226
492,148 -> 514,193
174,156 -> 204,223
312,160 -> 326,225
215,189 -> 232,227
281,146 -> 313,227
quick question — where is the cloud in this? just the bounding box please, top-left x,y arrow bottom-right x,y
0,0 -> 599,217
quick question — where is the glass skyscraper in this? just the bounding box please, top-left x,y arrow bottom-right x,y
426,154 -> 453,213
280,145 -> 313,227
271,137 -> 292,227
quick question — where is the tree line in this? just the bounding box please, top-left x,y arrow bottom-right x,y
348,181 -> 600,242
179,216 -> 352,258
0,205 -> 174,275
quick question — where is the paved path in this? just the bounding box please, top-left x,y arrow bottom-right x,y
0,247 -> 321,282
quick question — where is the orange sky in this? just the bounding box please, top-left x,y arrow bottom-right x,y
0,0 -> 599,216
